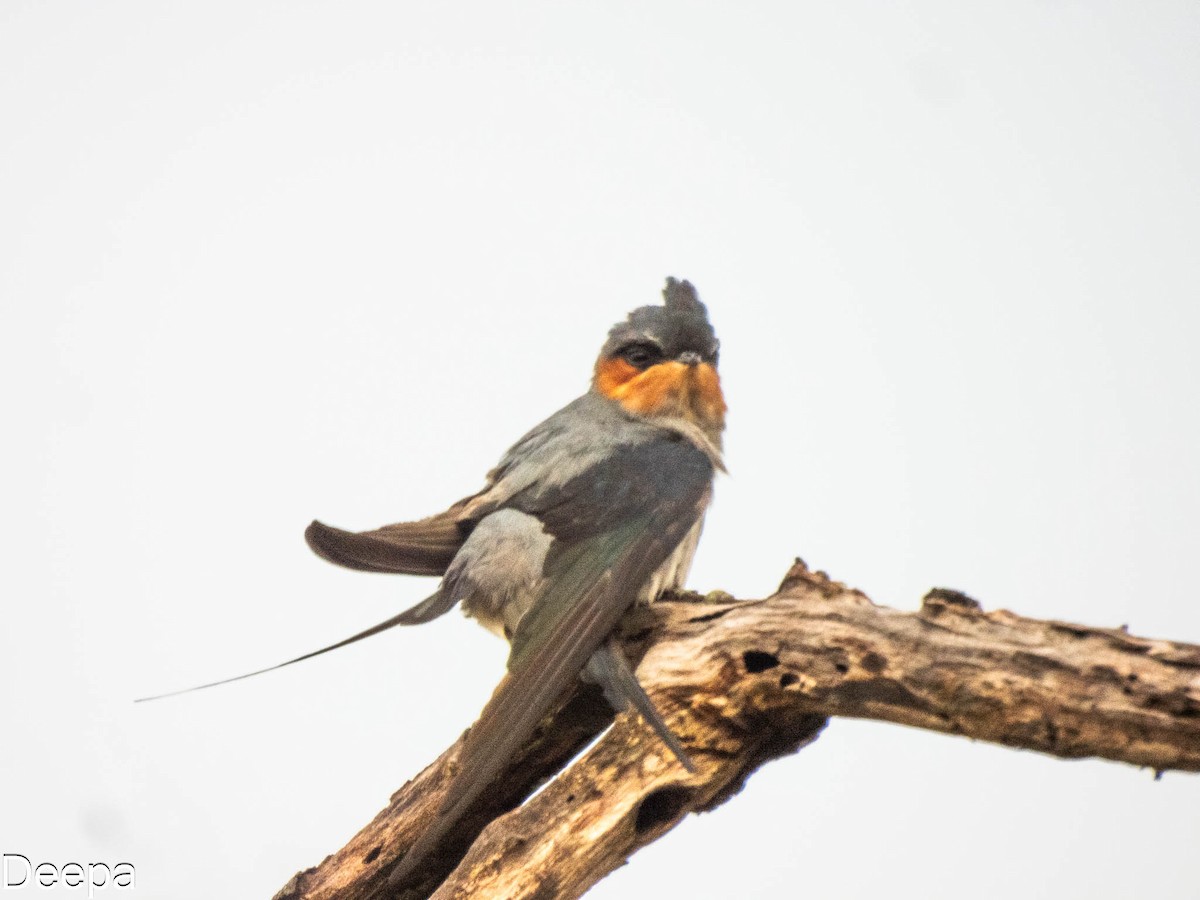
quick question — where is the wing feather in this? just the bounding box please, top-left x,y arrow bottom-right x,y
388,435 -> 713,885
304,516 -> 465,576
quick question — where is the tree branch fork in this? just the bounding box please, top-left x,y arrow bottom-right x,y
274,559 -> 1200,900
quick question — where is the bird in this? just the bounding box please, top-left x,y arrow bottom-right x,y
138,277 -> 726,885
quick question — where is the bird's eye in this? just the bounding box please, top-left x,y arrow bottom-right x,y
620,343 -> 662,369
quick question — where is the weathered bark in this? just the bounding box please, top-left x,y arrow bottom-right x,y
274,560 -> 1200,900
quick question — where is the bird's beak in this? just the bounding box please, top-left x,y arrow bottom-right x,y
677,351 -> 701,367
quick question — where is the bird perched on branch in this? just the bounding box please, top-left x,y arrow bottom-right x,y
141,278 -> 726,885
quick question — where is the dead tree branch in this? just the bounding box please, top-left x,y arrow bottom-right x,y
273,560 -> 1200,900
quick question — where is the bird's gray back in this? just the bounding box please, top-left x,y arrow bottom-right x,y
465,392 -> 673,519
451,391 -> 715,636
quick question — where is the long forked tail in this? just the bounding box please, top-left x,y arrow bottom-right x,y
134,589 -> 452,703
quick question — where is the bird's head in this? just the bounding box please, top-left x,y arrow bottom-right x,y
592,278 -> 726,446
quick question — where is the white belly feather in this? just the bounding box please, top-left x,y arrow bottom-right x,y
639,514 -> 706,604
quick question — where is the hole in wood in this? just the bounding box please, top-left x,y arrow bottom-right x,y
634,786 -> 692,835
743,650 -> 779,673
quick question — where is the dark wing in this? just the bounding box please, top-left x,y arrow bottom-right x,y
387,435 -> 713,885
304,393 -> 619,578
305,510 -> 469,577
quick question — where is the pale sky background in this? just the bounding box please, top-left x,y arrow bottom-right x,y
3,2 -> 1199,898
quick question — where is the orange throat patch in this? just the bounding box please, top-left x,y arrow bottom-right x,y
594,357 -> 727,441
